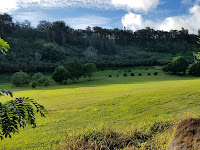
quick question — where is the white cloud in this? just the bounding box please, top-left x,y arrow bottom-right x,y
122,5 -> 200,34
0,0 -> 160,13
0,0 -> 18,13
111,0 -> 160,12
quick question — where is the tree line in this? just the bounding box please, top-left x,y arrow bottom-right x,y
0,13 -> 199,72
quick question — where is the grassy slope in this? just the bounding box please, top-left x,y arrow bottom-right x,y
0,68 -> 200,149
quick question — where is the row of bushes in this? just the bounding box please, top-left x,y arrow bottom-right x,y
109,72 -> 158,77
12,71 -> 50,87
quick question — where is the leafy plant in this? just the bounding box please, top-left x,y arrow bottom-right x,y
52,66 -> 70,83
12,71 -> 30,87
31,81 -> 37,89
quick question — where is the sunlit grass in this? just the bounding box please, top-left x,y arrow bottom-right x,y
0,68 -> 200,149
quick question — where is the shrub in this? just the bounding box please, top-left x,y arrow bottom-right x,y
189,62 -> 200,76
31,81 -> 37,89
128,70 -> 131,72
52,66 -> 70,83
124,73 -> 127,77
154,72 -> 158,75
38,76 -> 50,85
162,56 -> 189,74
62,80 -> 68,85
131,73 -> 134,76
146,68 -> 148,70
138,73 -> 142,76
12,71 -> 30,87
109,75 -> 112,77
44,81 -> 50,87
148,73 -> 151,75
32,72 -> 43,82
116,75 -> 119,77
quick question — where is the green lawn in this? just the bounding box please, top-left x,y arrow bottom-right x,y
0,68 -> 200,149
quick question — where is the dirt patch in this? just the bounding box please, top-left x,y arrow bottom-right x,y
167,118 -> 200,150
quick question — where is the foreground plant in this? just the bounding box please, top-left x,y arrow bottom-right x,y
0,89 -> 47,139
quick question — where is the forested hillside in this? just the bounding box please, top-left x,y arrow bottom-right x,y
0,13 -> 198,73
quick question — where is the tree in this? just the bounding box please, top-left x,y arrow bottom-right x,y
12,71 -> 30,87
52,66 -> 70,83
162,56 -> 189,74
83,63 -> 97,80
189,62 -> 200,76
65,59 -> 83,82
0,38 -> 47,139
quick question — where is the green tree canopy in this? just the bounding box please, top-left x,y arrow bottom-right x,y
162,56 -> 189,74
83,63 -> 97,80
52,66 -> 70,83
65,59 -> 83,82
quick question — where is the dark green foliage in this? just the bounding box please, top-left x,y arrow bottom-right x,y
66,59 -> 83,82
83,63 -> 97,80
162,56 -> 189,74
131,73 -> 134,76
0,96 -> 47,139
44,81 -> 50,87
62,80 -> 68,85
31,81 -> 37,89
123,73 -> 127,77
32,72 -> 43,82
12,71 -> 30,87
148,73 -> 151,75
138,73 -> 142,76
52,66 -> 70,83
0,13 -> 198,72
116,75 -> 119,77
154,72 -> 158,75
38,76 -> 50,85
109,75 -> 112,77
189,62 -> 200,76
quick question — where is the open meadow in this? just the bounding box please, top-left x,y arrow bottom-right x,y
0,67 -> 200,149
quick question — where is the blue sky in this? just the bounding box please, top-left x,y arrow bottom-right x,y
1,0 -> 200,33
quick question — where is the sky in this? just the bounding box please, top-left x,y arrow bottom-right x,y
0,0 -> 200,33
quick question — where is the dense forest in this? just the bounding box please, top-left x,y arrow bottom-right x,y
0,13 -> 199,73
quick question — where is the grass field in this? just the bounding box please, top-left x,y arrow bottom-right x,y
0,67 -> 200,149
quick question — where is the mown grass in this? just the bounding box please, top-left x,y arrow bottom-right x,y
0,67 -> 200,149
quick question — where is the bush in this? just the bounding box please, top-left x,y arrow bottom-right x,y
32,72 -> 43,82
12,71 -> 30,87
154,72 -> 158,75
130,73 -> 134,76
31,81 -> 37,89
123,73 -> 127,77
44,81 -> 50,87
148,73 -> 151,75
138,73 -> 142,76
116,75 -> 119,77
189,62 -> 200,76
38,76 -> 50,85
62,80 -> 68,85
52,66 -> 70,83
109,75 -> 112,77
128,70 -> 131,72
162,56 -> 189,74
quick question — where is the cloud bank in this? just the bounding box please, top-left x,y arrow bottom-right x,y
0,0 -> 160,13
122,5 -> 200,33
